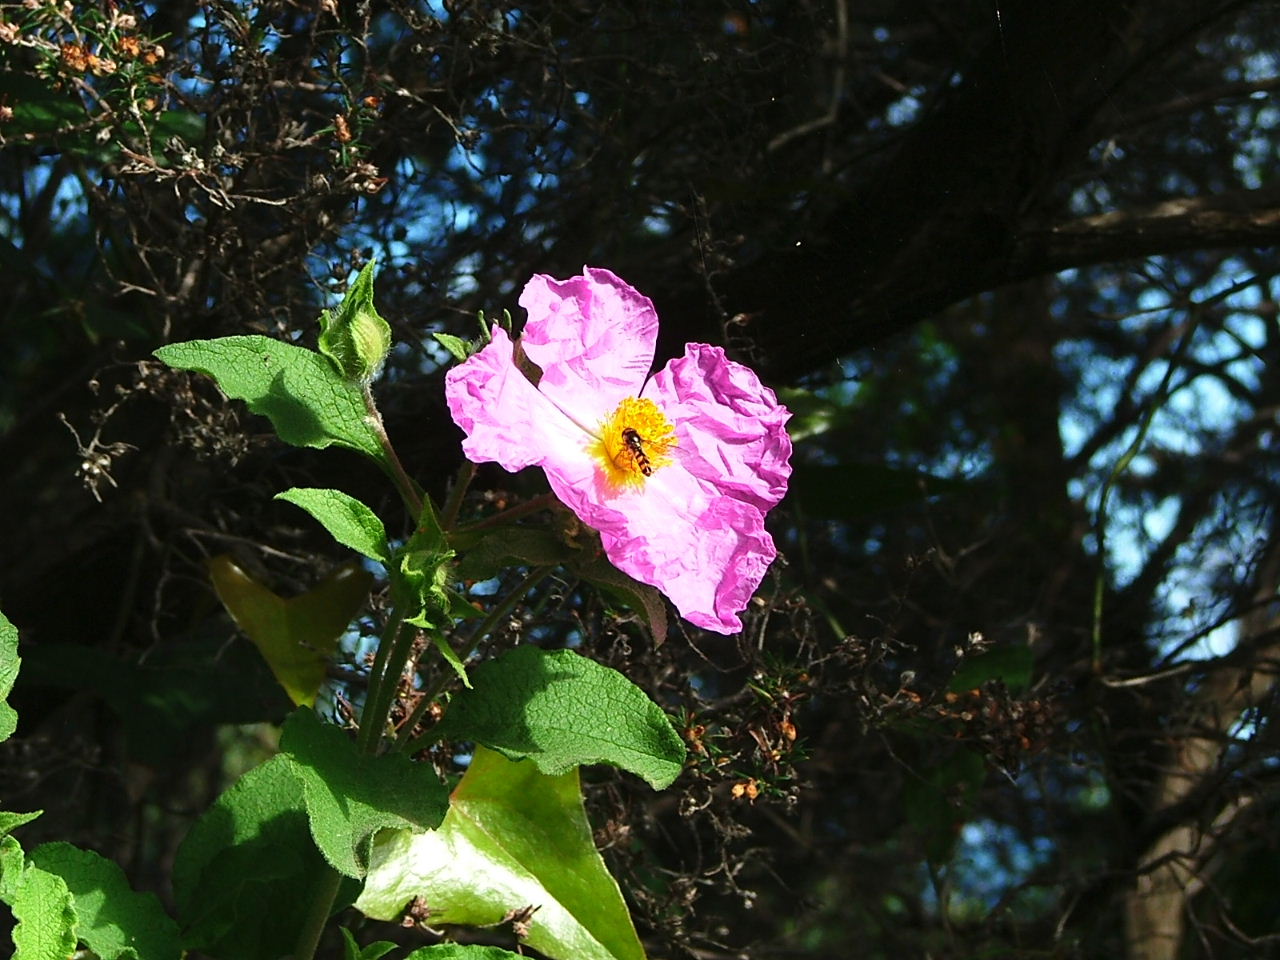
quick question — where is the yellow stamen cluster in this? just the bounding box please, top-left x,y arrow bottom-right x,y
592,396 -> 677,490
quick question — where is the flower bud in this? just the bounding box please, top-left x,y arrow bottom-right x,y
318,260 -> 392,383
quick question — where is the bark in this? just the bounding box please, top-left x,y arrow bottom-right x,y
1122,536 -> 1280,960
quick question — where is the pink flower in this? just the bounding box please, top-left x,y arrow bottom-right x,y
445,267 -> 792,634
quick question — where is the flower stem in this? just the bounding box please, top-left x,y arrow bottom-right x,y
454,492 -> 559,534
441,460 -> 475,531
292,863 -> 343,960
358,610 -> 410,752
396,564 -> 556,752
362,382 -> 425,520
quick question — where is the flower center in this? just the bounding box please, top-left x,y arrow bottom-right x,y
591,396 -> 677,490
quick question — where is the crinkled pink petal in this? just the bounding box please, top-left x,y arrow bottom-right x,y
647,343 -> 793,512
445,268 -> 793,635
518,267 -> 657,414
542,458 -> 776,634
443,326 -> 583,473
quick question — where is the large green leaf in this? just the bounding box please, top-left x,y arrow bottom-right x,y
0,609 -> 17,742
8,861 -> 77,960
405,947 -> 525,959
172,755 -> 357,960
433,646 -> 684,789
27,843 -> 181,960
278,708 -> 450,878
208,556 -> 372,707
356,746 -> 645,960
276,488 -> 392,564
154,336 -> 387,464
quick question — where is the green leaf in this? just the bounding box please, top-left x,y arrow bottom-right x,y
208,556 -> 372,707
454,527 -> 574,581
276,487 -> 392,564
434,646 -> 684,790
404,946 -> 525,960
571,553 -> 668,646
0,811 -> 41,842
949,646 -> 1034,694
903,748 -> 986,864
172,755 -> 357,960
153,336 -> 387,465
340,928 -> 398,960
318,261 -> 392,383
356,746 -> 645,960
430,629 -> 472,689
27,842 -> 181,960
279,708 -> 449,879
0,812 -> 41,902
432,332 -> 474,362
394,516 -> 456,630
0,608 -> 18,742
9,861 -> 77,960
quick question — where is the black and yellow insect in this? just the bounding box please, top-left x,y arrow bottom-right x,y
621,427 -> 653,476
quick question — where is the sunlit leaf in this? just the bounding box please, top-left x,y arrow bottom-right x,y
275,487 -> 392,564
27,842 -> 181,960
279,708 -> 449,879
0,608 -> 18,742
8,860 -> 77,960
433,646 -> 684,789
154,337 -> 387,464
356,747 -> 645,960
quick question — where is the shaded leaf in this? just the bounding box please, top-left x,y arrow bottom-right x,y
172,755 -> 357,960
279,708 -> 449,879
340,928 -> 398,960
17,637 -> 288,765
949,646 -> 1034,695
356,747 -> 645,960
433,646 -> 684,789
208,557 -> 372,707
454,527 -> 574,581
570,552 -> 668,646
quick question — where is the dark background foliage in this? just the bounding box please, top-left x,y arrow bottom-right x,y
3,1 -> 1280,957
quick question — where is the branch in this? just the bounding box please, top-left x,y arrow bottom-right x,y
1014,189 -> 1280,277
